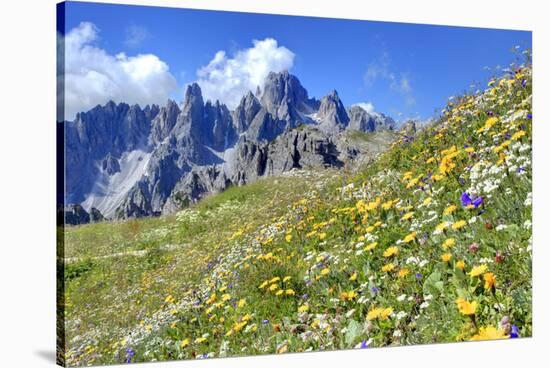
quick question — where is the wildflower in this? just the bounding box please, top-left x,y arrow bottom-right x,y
452,220 -> 467,230
441,253 -> 452,262
402,212 -> 414,221
194,336 -> 207,344
495,252 -> 505,263
456,298 -> 478,315
285,234 -> 293,242
269,284 -> 279,291
319,232 -> 327,241
510,325 -> 519,338
435,221 -> 451,232
340,290 -> 357,301
269,276 -> 281,284
364,242 -> 378,251
383,246 -> 399,258
403,231 -> 417,243
258,281 -> 268,289
125,348 -> 135,363
164,295 -> 175,304
468,264 -> 488,277
349,272 -> 358,281
367,307 -> 382,320
456,260 -> 466,271
298,304 -> 309,313
470,326 -> 509,341
469,242 -> 479,253
221,293 -> 231,302
483,272 -> 496,290
443,205 -> 457,215
398,268 -> 410,278
180,338 -> 190,348
237,299 -> 246,308
320,268 -> 330,276
382,263 -> 395,272
443,238 -> 456,249
460,192 -> 483,208
285,289 -> 296,296
275,290 -> 284,296
380,307 -> 393,320
283,276 -> 292,282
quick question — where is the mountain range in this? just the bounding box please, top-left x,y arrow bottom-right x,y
61,71 -> 400,224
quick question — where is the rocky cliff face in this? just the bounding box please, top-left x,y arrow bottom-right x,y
63,71 -> 399,222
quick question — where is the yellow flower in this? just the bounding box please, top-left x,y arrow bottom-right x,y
180,338 -> 190,348
275,290 -> 284,296
383,246 -> 399,258
435,221 -> 451,232
285,289 -> 296,296
269,284 -> 279,291
455,298 -> 478,315
452,220 -> 467,230
403,231 -> 417,243
194,336 -> 207,344
380,307 -> 393,320
258,280 -> 268,289
423,197 -> 432,206
340,290 -> 357,301
221,293 -> 231,302
349,272 -> 357,281
237,298 -> 246,308
319,232 -> 327,241
511,130 -> 526,140
398,268 -> 410,278
468,264 -> 488,277
443,204 -> 457,216
365,225 -> 375,233
456,260 -> 466,271
381,263 -> 395,272
285,234 -> 293,242
164,295 -> 175,304
401,212 -> 414,221
298,304 -> 309,313
441,253 -> 452,262
320,267 -> 330,276
443,238 -> 456,249
283,276 -> 292,282
470,326 -> 509,341
483,272 -> 496,290
366,307 -> 382,320
269,276 -> 281,284
364,242 -> 378,251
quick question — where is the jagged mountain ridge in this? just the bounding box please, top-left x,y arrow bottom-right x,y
63,71 -> 397,223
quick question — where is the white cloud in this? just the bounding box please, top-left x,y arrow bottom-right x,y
196,38 -> 295,109
59,22 -> 177,120
124,24 -> 150,48
363,52 -> 415,107
354,102 -> 375,113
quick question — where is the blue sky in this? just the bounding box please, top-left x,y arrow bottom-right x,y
60,1 -> 531,121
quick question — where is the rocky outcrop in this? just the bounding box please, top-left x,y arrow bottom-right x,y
148,100 -> 180,146
89,207 -> 105,222
347,105 -> 396,132
316,90 -> 350,133
102,153 -> 120,175
64,204 -> 90,225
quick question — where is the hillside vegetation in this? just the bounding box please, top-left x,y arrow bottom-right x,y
62,61 -> 532,366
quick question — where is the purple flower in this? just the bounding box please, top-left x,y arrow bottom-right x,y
360,340 -> 369,348
460,192 -> 483,208
371,286 -> 379,294
527,113 -> 532,120
415,273 -> 423,279
510,325 -> 519,338
125,348 -> 135,363
262,319 -> 269,325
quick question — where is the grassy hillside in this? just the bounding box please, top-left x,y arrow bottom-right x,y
62,61 -> 532,366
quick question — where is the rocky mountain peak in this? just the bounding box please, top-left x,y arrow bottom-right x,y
316,89 -> 350,133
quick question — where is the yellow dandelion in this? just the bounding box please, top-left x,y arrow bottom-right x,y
269,276 -> 281,284
452,220 -> 467,230
441,253 -> 452,262
283,276 -> 292,282
403,231 -> 417,243
468,264 -> 488,277
269,284 -> 279,291
320,267 -> 330,276
285,289 -> 296,296
398,268 -> 410,278
180,338 -> 190,348
383,246 -> 399,258
298,304 -> 309,313
456,260 -> 466,271
470,326 -> 509,341
258,280 -> 268,289
364,242 -> 378,251
483,272 -> 496,290
381,263 -> 395,272
285,234 -> 293,242
456,298 -> 478,315
443,238 -> 456,249
275,290 -> 284,296
349,272 -> 358,281
443,204 -> 457,216
402,212 -> 414,221
237,299 -> 246,308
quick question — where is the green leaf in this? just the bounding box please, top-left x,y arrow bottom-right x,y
345,319 -> 362,346
423,271 -> 444,296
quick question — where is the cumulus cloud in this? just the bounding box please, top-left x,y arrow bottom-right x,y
354,102 -> 376,113
59,22 -> 177,120
196,38 -> 295,109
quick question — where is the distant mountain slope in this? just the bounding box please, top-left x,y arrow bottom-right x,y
62,71 -> 397,222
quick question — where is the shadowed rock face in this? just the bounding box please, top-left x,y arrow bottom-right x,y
64,71 -> 400,220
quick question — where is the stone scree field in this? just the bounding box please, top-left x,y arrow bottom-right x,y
60,62 -> 532,366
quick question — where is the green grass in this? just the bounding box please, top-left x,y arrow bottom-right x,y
62,62 -> 532,366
